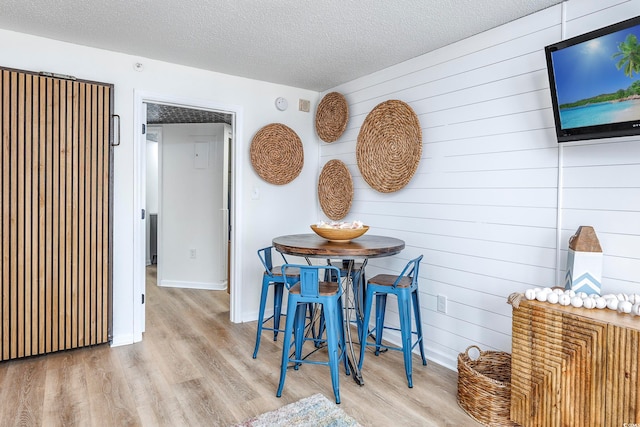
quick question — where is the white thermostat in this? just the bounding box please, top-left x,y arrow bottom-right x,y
275,97 -> 288,111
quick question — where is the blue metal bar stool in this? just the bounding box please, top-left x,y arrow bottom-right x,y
276,264 -> 349,404
252,246 -> 300,359
358,255 -> 427,387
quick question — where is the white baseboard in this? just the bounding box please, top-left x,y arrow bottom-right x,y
160,279 -> 227,291
426,348 -> 457,372
360,326 -> 458,372
110,333 -> 137,347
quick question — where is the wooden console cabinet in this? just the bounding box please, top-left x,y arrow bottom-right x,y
511,299 -> 640,426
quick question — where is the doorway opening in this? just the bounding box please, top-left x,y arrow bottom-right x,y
133,91 -> 243,341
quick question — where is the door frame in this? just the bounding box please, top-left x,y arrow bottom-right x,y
145,125 -> 162,290
133,90 -> 244,341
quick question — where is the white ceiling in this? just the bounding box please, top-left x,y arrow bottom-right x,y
0,0 -> 564,91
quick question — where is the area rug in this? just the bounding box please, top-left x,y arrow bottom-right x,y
232,393 -> 362,427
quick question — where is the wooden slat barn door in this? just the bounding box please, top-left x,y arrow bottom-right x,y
0,67 -> 113,361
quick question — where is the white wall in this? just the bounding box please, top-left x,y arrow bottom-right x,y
557,1 -> 640,294
160,123 -> 225,289
0,28 -> 320,345
320,0 -> 640,370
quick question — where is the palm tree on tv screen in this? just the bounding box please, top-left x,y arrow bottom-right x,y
613,33 -> 640,78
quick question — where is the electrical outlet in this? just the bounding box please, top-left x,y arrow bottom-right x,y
437,294 -> 447,313
190,249 -> 196,259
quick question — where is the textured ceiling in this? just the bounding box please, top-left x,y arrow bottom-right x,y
146,103 -> 232,125
0,0 -> 564,92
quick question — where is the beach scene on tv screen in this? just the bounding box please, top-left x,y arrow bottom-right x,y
551,23 -> 640,130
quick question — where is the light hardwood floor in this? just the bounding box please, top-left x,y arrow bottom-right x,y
0,266 -> 480,426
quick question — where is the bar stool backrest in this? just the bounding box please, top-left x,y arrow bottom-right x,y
258,246 -> 288,277
392,254 -> 423,288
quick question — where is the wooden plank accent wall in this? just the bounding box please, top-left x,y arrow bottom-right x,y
511,299 -> 640,426
0,68 -> 113,361
318,0 -> 640,369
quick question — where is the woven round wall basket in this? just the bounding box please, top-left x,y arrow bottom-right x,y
356,100 -> 422,193
316,92 -> 349,143
318,159 -> 353,220
250,123 -> 304,185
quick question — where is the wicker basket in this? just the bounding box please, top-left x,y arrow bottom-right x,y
457,345 -> 518,427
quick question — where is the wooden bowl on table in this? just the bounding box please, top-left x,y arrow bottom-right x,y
310,225 -> 369,243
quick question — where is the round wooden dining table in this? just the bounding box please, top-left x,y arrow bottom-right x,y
273,233 -> 405,260
272,233 -> 405,385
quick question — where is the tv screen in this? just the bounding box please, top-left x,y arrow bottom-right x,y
545,16 -> 640,142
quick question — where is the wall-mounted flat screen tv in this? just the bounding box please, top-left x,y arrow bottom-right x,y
545,15 -> 640,142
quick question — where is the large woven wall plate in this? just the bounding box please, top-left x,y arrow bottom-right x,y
250,123 -> 304,185
318,159 -> 353,220
356,100 -> 422,193
315,92 -> 349,143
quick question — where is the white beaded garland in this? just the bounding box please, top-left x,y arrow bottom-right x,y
518,288 -> 640,316
595,297 -> 607,309
570,296 -> 584,308
582,297 -> 596,309
618,300 -> 633,314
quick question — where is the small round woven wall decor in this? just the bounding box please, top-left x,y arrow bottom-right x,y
316,92 -> 349,143
250,123 -> 303,185
356,100 -> 422,193
318,159 -> 353,220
